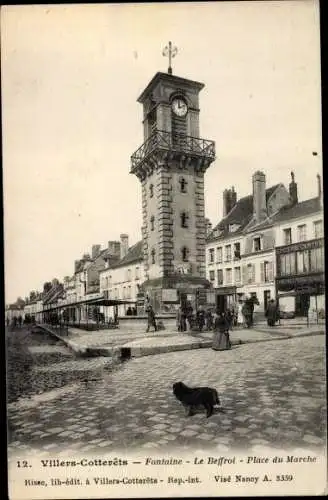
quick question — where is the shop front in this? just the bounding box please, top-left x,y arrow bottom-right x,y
275,238 -> 325,319
214,286 -> 237,313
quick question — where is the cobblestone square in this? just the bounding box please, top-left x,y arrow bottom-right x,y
7,335 -> 326,456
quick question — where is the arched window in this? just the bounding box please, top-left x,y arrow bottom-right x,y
149,184 -> 154,198
180,211 -> 189,228
150,216 -> 155,231
151,249 -> 156,264
181,246 -> 189,262
179,177 -> 187,193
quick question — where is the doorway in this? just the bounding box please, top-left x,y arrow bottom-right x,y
295,294 -> 310,317
263,290 -> 271,312
216,295 -> 226,313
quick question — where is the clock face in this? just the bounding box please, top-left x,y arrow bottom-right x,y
172,97 -> 188,117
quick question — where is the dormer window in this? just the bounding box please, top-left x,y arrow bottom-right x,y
253,237 -> 261,252
180,211 -> 189,228
181,246 -> 189,262
150,216 -> 155,231
179,177 -> 187,193
149,184 -> 154,198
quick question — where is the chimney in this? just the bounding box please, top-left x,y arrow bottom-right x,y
222,189 -> 229,217
91,244 -> 101,259
108,240 -> 121,257
230,186 -> 237,210
317,173 -> 323,208
120,234 -> 129,259
289,171 -> 298,205
252,170 -> 267,222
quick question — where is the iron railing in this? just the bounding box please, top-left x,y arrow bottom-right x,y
131,130 -> 215,170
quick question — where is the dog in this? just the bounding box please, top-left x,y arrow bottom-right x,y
173,381 -> 221,418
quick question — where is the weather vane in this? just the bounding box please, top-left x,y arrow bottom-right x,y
162,41 -> 178,75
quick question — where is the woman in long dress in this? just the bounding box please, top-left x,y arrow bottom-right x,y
237,301 -> 244,327
212,312 -> 231,351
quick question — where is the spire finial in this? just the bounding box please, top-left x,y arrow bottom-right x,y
162,41 -> 178,75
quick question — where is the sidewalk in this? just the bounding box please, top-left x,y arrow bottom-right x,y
37,321 -> 325,359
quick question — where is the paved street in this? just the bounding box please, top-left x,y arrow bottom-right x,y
7,335 -> 326,456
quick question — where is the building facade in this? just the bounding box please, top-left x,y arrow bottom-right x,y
206,171 -> 325,318
99,238 -> 144,317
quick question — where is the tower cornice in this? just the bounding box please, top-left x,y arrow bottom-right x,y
137,72 -> 205,103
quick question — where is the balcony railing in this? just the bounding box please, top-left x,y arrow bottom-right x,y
131,129 -> 216,171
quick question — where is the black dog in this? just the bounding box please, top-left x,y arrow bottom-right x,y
173,381 -> 220,418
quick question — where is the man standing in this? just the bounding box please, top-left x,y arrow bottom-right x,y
146,305 -> 157,333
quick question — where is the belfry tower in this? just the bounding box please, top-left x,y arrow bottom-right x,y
130,44 -> 216,312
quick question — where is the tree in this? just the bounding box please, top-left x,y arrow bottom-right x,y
43,282 -> 52,293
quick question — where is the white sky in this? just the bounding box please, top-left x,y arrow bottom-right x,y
2,1 -> 322,303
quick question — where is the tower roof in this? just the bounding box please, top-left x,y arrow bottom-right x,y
137,72 -> 205,103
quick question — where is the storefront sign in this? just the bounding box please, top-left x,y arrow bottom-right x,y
162,289 -> 178,303
276,238 -> 324,255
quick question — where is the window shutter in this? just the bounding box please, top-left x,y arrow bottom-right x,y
268,262 -> 273,281
252,264 -> 256,283
244,238 -> 252,254
260,262 -> 265,283
242,265 -> 247,284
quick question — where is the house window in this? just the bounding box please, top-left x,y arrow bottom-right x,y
297,224 -> 307,242
135,267 -> 140,280
226,268 -> 232,284
297,251 -> 310,274
181,246 -> 189,262
263,261 -> 273,282
283,228 -> 292,245
127,286 -> 131,299
179,177 -> 187,193
253,237 -> 261,252
217,269 -> 223,285
225,245 -> 232,262
127,269 -> 131,281
216,247 -> 223,263
310,246 -> 324,271
149,184 -> 154,198
150,216 -> 155,231
314,220 -> 323,239
151,249 -> 156,264
234,242 -> 241,260
279,253 -> 296,276
209,270 -> 215,282
123,287 -> 126,299
247,264 -> 255,283
108,275 -> 112,287
180,211 -> 189,228
209,248 -> 214,263
234,267 -> 241,283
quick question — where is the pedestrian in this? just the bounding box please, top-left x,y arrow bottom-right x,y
212,312 -> 231,351
6,317 -> 10,328
236,301 -> 244,327
205,309 -> 213,330
176,307 -> 182,332
196,308 -> 205,332
225,308 -> 234,331
266,299 -> 278,327
146,305 -> 157,333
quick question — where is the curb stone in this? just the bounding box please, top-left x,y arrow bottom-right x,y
36,324 -> 324,360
